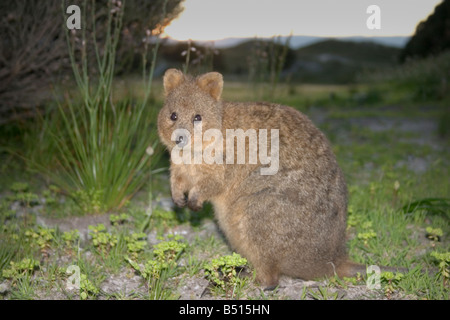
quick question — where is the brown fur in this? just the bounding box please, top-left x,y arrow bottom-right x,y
157,69 -> 365,287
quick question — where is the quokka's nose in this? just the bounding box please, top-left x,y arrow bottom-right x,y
175,135 -> 184,144
175,134 -> 188,147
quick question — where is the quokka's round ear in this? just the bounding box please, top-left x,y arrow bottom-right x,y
163,69 -> 185,95
196,72 -> 223,101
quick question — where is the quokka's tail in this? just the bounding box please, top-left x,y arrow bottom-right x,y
336,260 -> 409,278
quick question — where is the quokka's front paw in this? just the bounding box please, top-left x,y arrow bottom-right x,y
172,194 -> 187,208
187,195 -> 203,212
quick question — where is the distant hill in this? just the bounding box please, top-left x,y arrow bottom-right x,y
158,38 -> 402,84
197,35 -> 410,49
290,39 -> 401,83
215,38 -> 401,83
218,39 -> 296,77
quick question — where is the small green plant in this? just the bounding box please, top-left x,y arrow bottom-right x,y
16,192 -> 40,207
73,189 -> 104,214
40,184 -> 61,206
79,273 -> 99,300
8,182 -> 39,206
328,272 -> 364,289
346,206 -> 364,229
152,208 -> 178,228
392,180 -> 401,204
307,285 -> 339,300
204,252 -> 248,293
25,227 -> 55,252
127,258 -> 167,282
42,190 -> 56,205
126,235 -> 186,299
357,221 -> 377,245
62,229 -> 80,247
342,274 -> 364,286
425,227 -> 443,242
48,185 -> 61,193
369,184 -> 377,196
2,258 -> 40,282
380,271 -> 404,298
88,224 -> 118,255
10,182 -> 29,193
110,213 -> 131,226
153,235 -> 187,264
430,251 -> 450,285
124,232 -> 147,258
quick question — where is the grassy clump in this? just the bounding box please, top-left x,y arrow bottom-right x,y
126,235 -> 187,299
362,50 -> 450,103
22,0 -> 163,214
430,251 -> 450,284
2,258 -> 40,281
204,252 -> 248,297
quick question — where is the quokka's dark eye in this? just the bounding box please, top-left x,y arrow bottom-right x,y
170,112 -> 178,121
193,114 -> 202,122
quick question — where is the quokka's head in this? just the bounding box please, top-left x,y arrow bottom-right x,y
157,69 -> 224,150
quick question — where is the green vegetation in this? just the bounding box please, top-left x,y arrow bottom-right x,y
204,252 -> 249,297
1,63 -> 449,299
430,251 -> 450,284
89,224 -> 118,255
79,273 -> 100,300
21,0 -> 163,214
2,258 -> 40,282
364,51 -> 450,103
380,271 -> 405,299
126,235 -> 187,299
1,75 -> 449,298
0,0 -> 448,301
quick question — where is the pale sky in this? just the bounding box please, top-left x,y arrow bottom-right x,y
163,0 -> 442,40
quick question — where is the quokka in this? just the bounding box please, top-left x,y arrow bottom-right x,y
157,69 -> 398,287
